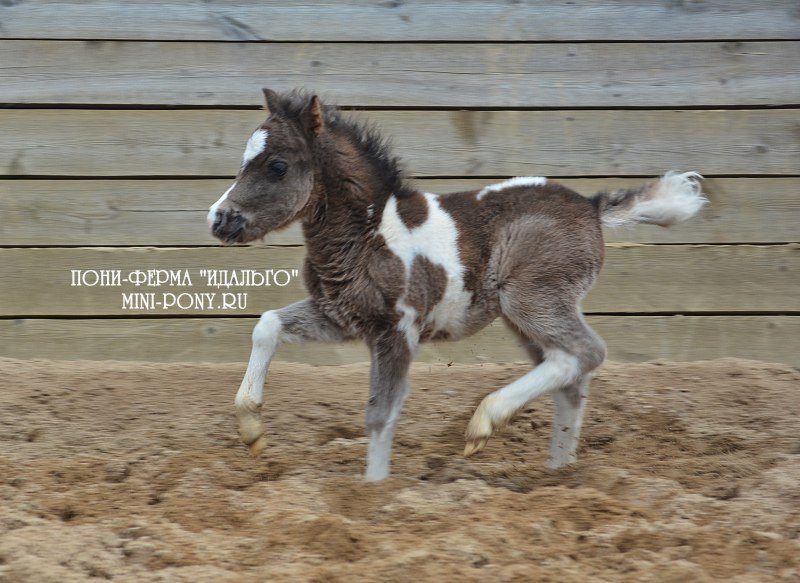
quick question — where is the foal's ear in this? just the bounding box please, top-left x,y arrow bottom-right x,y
262,88 -> 279,116
305,95 -> 325,137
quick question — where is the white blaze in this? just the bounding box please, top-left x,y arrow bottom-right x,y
242,129 -> 269,166
207,182 -> 236,228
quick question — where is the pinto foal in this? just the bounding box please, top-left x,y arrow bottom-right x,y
208,90 -> 706,481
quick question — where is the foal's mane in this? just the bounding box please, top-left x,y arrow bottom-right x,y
271,90 -> 415,199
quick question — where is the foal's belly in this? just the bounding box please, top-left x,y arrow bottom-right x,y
412,274 -> 500,343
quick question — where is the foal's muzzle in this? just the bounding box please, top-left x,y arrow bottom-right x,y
211,209 -> 247,244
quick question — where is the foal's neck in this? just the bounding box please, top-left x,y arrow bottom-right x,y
302,129 -> 393,241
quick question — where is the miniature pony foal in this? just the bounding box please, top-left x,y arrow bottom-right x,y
208,90 -> 705,480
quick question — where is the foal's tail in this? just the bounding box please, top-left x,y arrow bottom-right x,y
593,171 -> 706,228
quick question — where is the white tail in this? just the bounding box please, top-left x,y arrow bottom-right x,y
598,171 -> 707,228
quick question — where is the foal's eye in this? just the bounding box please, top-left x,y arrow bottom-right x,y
269,161 -> 288,177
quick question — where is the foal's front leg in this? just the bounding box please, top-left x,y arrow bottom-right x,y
235,298 -> 348,456
365,333 -> 414,481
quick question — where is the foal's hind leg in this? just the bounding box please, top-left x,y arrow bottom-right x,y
548,373 -> 591,468
465,305 -> 605,460
235,298 -> 348,456
510,328 -> 588,467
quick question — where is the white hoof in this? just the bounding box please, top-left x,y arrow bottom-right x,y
464,396 -> 505,457
236,407 -> 266,457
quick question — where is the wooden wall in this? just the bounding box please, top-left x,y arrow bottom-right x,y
1,1 -> 798,365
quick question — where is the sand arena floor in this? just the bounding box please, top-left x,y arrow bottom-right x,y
0,357 -> 798,582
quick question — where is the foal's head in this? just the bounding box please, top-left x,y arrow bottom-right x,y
208,89 -> 325,244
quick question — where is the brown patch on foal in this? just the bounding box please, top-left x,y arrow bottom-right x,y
440,182 -> 603,296
437,190 -> 489,295
405,256 -> 447,339
395,192 -> 429,229
367,235 -> 407,307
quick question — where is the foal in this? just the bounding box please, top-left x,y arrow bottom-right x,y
208,90 -> 706,481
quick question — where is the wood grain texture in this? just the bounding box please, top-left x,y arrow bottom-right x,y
1,245 -> 796,317
2,109 -> 798,177
2,1 -> 796,372
3,41 -> 798,107
2,316 -> 798,366
3,178 -> 797,246
1,1 -> 798,41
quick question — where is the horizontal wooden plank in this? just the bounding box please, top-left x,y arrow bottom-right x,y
2,109 -> 798,177
2,178 -> 797,246
3,41 -> 798,107
1,316 -> 797,366
1,1 -> 797,41
0,246 -> 796,316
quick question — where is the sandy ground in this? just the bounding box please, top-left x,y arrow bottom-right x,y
0,356 -> 798,582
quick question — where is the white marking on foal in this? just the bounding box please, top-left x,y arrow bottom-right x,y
378,193 -> 473,341
207,182 -> 236,228
234,310 -> 284,457
476,176 -> 547,200
242,129 -> 269,166
366,387 -> 409,481
465,348 -> 580,457
395,298 -> 419,350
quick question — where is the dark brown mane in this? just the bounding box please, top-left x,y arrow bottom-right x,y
271,90 -> 415,199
